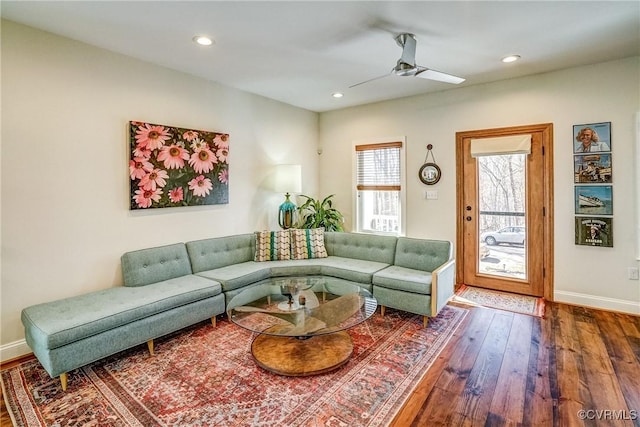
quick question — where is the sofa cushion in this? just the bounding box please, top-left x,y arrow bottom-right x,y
121,243 -> 193,287
254,230 -> 291,261
324,232 -> 397,264
21,275 -> 222,350
267,259 -> 324,276
291,228 -> 328,259
319,256 -> 390,284
372,265 -> 432,295
195,261 -> 271,292
394,237 -> 451,273
186,234 -> 255,273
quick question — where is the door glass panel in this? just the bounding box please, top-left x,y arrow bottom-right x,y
477,154 -> 527,279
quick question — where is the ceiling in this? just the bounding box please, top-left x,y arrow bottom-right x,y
2,1 -> 639,112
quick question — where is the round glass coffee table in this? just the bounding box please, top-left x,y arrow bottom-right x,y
227,276 -> 377,376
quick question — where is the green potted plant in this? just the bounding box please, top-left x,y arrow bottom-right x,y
295,194 -> 345,231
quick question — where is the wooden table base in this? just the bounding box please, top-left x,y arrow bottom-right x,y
251,331 -> 354,376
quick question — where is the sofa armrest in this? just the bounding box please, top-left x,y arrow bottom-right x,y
431,258 -> 455,316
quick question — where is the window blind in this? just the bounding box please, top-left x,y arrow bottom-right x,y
470,134 -> 531,157
355,142 -> 402,191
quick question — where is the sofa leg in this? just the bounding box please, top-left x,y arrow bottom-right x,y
380,306 -> 386,317
423,316 -> 429,328
60,372 -> 68,391
211,316 -> 216,327
147,339 -> 155,356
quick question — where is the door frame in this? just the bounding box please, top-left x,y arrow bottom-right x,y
455,123 -> 555,301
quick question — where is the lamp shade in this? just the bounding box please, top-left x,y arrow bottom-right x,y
274,164 -> 302,194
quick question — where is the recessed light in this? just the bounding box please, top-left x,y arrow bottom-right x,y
193,35 -> 213,46
332,92 -> 344,98
501,55 -> 521,63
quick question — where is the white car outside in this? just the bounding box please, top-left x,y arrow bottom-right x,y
481,226 -> 526,246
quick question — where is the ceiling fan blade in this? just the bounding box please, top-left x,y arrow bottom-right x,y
415,67 -> 465,84
349,72 -> 391,88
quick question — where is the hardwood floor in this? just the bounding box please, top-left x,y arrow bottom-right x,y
392,302 -> 640,427
2,301 -> 638,427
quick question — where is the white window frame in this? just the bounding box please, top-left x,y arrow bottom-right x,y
352,137 -> 406,236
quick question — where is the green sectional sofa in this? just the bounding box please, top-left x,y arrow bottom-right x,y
21,231 -> 455,391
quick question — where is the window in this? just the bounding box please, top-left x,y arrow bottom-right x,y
355,141 -> 403,235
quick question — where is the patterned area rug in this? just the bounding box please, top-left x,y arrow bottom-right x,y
453,285 -> 545,317
2,305 -> 467,427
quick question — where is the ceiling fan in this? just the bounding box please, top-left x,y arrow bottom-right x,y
349,33 -> 465,88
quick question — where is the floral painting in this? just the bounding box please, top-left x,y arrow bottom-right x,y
129,121 -> 229,209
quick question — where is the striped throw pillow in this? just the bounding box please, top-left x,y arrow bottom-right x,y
254,230 -> 291,261
291,228 -> 328,259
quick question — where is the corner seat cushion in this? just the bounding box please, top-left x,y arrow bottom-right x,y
21,275 -> 222,350
373,265 -> 432,295
195,261 -> 270,292
194,259 -> 327,292
267,259 -> 323,276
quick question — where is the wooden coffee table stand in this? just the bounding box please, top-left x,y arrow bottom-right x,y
251,328 -> 354,376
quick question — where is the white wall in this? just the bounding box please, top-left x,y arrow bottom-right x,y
2,19 -> 638,363
0,21 -> 319,358
319,57 -> 640,314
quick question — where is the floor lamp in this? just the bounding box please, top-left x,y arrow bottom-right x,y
274,164 -> 302,229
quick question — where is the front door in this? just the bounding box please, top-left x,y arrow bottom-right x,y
456,123 -> 553,298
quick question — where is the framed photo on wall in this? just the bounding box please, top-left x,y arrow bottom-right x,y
574,185 -> 613,216
573,153 -> 612,183
573,122 -> 611,153
575,216 -> 613,247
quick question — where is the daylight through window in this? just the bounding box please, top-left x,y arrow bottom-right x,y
355,142 -> 402,234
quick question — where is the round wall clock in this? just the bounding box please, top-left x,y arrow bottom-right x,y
418,162 -> 441,185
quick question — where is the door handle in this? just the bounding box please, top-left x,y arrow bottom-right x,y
466,216 -> 472,221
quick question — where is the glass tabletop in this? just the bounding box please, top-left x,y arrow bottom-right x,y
227,276 -> 377,338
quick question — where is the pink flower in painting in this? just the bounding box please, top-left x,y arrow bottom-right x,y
218,169 -> 228,184
216,148 -> 228,163
133,144 -> 152,159
168,187 -> 184,203
133,187 -> 162,208
157,144 -> 189,169
135,123 -> 172,151
213,134 -> 229,150
139,168 -> 169,191
188,175 -> 213,197
189,147 -> 217,174
129,157 -> 154,180
183,130 -> 199,141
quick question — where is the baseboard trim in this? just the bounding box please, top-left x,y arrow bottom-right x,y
1,339 -> 31,363
554,290 -> 640,315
